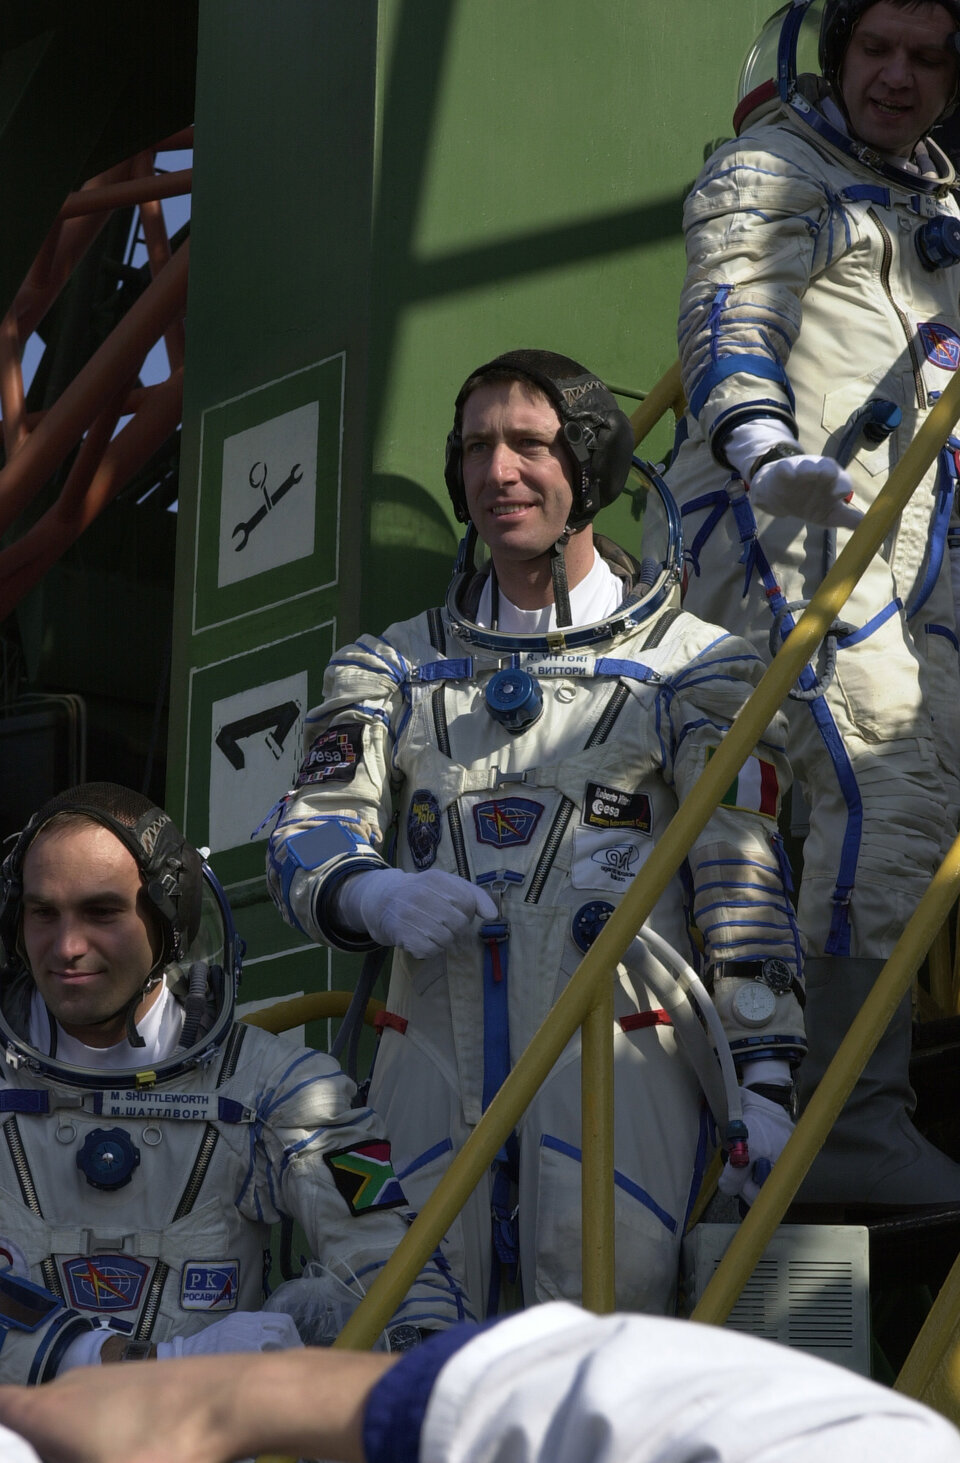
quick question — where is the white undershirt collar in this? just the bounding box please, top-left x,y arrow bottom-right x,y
476,549 -> 624,632
28,981 -> 184,1069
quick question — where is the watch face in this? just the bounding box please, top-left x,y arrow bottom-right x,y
761,958 -> 793,996
386,1324 -> 422,1352
731,981 -> 777,1028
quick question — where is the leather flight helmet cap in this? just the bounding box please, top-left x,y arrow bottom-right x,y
444,349 -> 636,533
819,0 -> 960,118
0,782 -> 203,974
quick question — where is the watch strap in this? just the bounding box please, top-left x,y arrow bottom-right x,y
747,442 -> 803,480
709,958 -> 805,1009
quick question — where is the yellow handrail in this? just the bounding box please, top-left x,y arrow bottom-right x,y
629,359 -> 684,445
692,824 -> 960,1326
331,366 -> 960,1352
895,1240 -> 960,1422
241,990 -> 384,1033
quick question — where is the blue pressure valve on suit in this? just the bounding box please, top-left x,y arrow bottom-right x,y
484,667 -> 544,734
916,215 -> 960,272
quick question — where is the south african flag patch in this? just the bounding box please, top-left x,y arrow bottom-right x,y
324,1140 -> 408,1216
706,747 -> 780,819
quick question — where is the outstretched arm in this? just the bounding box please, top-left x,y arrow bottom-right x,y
0,1348 -> 396,1463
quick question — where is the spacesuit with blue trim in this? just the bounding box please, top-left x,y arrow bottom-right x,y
669,6 -> 960,962
665,0 -> 960,1205
0,788 -> 466,1384
267,351 -> 804,1316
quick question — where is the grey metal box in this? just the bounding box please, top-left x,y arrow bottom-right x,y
681,1223 -> 871,1376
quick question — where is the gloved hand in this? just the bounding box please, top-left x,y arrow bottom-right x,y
723,419 -> 862,529
334,868 -> 498,958
750,454 -> 862,529
718,1088 -> 795,1207
156,1310 -> 302,1359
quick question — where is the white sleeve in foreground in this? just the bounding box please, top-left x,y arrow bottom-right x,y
0,1423 -> 40,1463
420,1303 -> 960,1463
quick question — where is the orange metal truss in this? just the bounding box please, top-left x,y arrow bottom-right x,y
0,126 -> 193,623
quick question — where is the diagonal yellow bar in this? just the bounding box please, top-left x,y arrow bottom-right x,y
896,1244 -> 960,1424
629,358 -> 684,445
331,367 -> 960,1352
692,824 -> 960,1328
241,990 -> 384,1033
581,972 -> 616,1311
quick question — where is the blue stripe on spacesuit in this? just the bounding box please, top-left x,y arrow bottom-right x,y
396,1139 -> 454,1181
840,183 -> 890,207
326,654 -> 403,684
593,658 -> 659,683
0,1091 -> 50,1113
902,443 -> 957,621
836,599 -> 903,648
680,490 -> 863,956
927,623 -> 960,650
689,355 -> 794,421
540,1135 -> 677,1235
415,659 -> 474,682
682,1102 -> 715,1232
379,634 -> 411,682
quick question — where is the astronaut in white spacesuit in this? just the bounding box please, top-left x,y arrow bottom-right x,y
267,349 -> 806,1319
0,783 -> 467,1383
666,0 -> 960,1206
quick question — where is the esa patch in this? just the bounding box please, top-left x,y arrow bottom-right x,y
63,1255 -> 149,1312
919,321 -> 960,372
297,724 -> 363,787
408,789 -> 442,869
180,1262 -> 239,1311
583,782 -> 652,835
325,1140 -> 407,1216
473,798 -> 544,848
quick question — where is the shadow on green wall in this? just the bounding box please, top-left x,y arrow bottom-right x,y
366,473 -> 460,624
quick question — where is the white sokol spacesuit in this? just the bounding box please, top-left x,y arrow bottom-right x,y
267,352 -> 805,1318
665,0 -> 960,1206
668,1 -> 960,961
0,787 -> 466,1384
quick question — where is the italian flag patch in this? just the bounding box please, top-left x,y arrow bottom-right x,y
706,747 -> 779,819
325,1140 -> 408,1215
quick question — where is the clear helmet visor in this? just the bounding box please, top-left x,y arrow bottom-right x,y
737,1 -> 824,110
445,456 -> 682,652
620,457 -> 682,596
0,862 -> 241,1087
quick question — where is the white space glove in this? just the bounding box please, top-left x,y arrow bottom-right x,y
156,1310 -> 303,1359
334,868 -> 498,958
57,1328 -> 111,1373
718,1088 -> 795,1207
751,455 -> 862,529
724,420 -> 862,529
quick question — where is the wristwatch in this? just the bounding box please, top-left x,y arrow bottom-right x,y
709,958 -> 805,1008
385,1324 -> 424,1352
747,442 -> 803,480
118,1339 -> 155,1362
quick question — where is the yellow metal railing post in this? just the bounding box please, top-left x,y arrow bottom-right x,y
629,359 -> 684,446
896,1246 -> 960,1424
692,825 -> 960,1327
581,975 -> 616,1312
240,990 -> 384,1033
329,370 -> 960,1352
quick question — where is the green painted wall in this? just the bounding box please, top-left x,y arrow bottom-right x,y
169,0 -> 774,1010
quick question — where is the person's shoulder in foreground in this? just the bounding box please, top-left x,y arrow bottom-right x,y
1,1302 -> 958,1463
